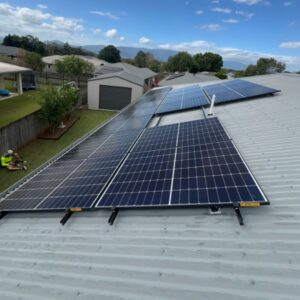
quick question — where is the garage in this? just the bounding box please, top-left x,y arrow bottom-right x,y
88,71 -> 144,111
99,85 -> 132,110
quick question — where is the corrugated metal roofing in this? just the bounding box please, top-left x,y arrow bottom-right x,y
159,71 -> 219,86
88,70 -> 144,86
0,73 -> 300,299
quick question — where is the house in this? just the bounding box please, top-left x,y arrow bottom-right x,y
42,55 -> 107,72
0,45 -> 26,65
0,73 -> 299,299
88,63 -> 157,110
159,71 -> 219,86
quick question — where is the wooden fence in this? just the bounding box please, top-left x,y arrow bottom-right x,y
0,110 -> 47,154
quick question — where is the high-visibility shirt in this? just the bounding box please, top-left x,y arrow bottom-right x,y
1,155 -> 12,167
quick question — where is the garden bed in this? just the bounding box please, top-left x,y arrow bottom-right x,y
38,116 -> 79,140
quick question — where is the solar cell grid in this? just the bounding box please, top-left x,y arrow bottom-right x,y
96,117 -> 268,209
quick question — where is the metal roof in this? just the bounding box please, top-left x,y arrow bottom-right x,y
159,71 -> 219,86
0,73 -> 300,299
42,55 -> 107,67
95,62 -> 157,80
88,70 -> 145,86
0,61 -> 31,74
0,45 -> 20,57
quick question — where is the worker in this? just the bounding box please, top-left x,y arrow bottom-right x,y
1,149 -> 27,171
0,150 -> 13,167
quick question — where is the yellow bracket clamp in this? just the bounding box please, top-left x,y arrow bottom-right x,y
240,202 -> 260,207
69,207 -> 82,212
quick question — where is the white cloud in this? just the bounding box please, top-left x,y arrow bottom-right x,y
195,10 -> 204,15
235,10 -> 255,20
139,36 -> 151,44
0,3 -> 84,43
201,24 -> 223,31
223,18 -> 239,23
158,39 -> 300,71
89,11 -> 119,20
37,4 -> 48,9
92,28 -> 101,34
211,7 -> 232,13
105,29 -> 118,38
283,1 -> 293,6
119,36 -> 125,41
232,0 -> 263,4
279,41 -> 300,49
211,0 -> 220,3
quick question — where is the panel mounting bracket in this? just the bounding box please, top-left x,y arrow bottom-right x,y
108,207 -> 119,225
60,208 -> 81,225
233,204 -> 244,226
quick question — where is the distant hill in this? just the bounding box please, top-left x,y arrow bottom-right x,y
83,45 -> 177,61
223,60 -> 247,71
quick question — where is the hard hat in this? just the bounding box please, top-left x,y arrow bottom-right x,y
7,149 -> 13,154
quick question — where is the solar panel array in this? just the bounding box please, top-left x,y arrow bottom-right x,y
0,87 -> 171,212
203,79 -> 280,104
96,117 -> 268,208
156,85 -> 210,114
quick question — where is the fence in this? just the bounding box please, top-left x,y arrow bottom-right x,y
0,110 -> 47,154
34,72 -> 88,105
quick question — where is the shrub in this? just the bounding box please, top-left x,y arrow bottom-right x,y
215,71 -> 228,80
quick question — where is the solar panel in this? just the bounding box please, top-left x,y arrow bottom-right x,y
203,79 -> 280,104
0,85 -> 171,212
0,127 -> 142,211
96,117 -> 268,208
156,85 -> 209,115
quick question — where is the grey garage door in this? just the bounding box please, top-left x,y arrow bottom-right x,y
99,85 -> 132,110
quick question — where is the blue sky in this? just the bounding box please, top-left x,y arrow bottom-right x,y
0,0 -> 300,70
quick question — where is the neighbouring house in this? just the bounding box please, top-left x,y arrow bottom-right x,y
0,45 -> 26,65
88,63 -> 157,110
159,71 -> 219,86
42,55 -> 107,72
0,61 -> 31,95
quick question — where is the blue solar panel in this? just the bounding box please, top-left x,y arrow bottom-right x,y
203,79 -> 280,104
156,85 -> 209,114
96,117 -> 268,208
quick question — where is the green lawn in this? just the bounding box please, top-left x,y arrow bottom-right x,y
0,109 -> 116,193
0,89 -> 43,128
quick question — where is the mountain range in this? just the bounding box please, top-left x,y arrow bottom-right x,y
82,44 -> 247,70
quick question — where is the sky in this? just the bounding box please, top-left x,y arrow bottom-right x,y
0,0 -> 300,70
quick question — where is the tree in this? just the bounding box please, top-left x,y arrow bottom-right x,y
98,45 -> 121,63
244,64 -> 257,76
166,52 -> 194,72
202,52 -> 223,72
39,85 -> 79,132
148,60 -> 161,73
134,51 -> 147,67
256,57 -> 285,74
24,52 -> 44,71
215,70 -> 228,80
54,55 -> 95,82
39,87 -> 65,132
194,53 -> 205,72
3,34 -> 45,55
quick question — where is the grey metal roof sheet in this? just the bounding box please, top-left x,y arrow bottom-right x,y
88,70 -> 144,86
0,73 -> 300,299
159,72 -> 219,86
95,62 -> 156,80
0,45 -> 19,56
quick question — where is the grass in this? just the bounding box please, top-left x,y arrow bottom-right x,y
0,88 -> 43,128
0,109 -> 116,193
